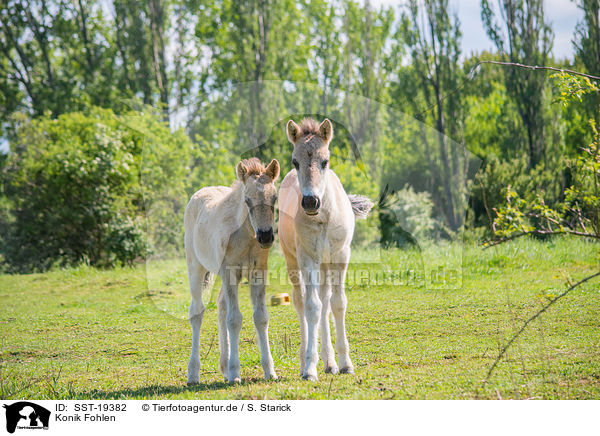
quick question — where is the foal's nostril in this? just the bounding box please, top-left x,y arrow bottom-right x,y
302,196 -> 314,209
302,195 -> 320,211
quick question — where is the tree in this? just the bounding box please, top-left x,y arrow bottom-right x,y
0,0 -> 77,118
304,0 -> 344,116
573,0 -> 600,131
481,0 -> 554,168
342,0 -> 394,155
193,0 -> 307,157
403,0 -> 464,230
112,0 -> 170,115
0,0 -> 173,127
169,0 -> 206,116
0,1 -> 122,119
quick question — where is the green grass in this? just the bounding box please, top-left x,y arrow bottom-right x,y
1,237 -> 599,399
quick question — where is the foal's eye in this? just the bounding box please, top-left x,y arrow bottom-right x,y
292,159 -> 299,170
245,198 -> 251,206
321,159 -> 329,169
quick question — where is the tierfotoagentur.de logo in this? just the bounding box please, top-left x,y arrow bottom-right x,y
2,402 -> 50,434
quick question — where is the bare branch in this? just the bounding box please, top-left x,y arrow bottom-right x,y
483,270 -> 600,385
472,60 -> 600,82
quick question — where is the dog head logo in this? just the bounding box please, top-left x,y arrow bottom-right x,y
2,402 -> 50,433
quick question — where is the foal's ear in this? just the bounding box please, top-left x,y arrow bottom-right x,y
318,119 -> 333,143
236,161 -> 248,182
286,120 -> 301,144
265,159 -> 280,181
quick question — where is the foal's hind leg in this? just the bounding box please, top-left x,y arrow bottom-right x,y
330,249 -> 354,374
217,287 -> 230,381
250,266 -> 277,380
187,264 -> 209,385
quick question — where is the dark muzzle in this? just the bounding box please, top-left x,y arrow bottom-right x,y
256,228 -> 274,247
301,195 -> 321,215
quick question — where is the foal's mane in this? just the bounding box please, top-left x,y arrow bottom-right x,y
293,118 -> 327,149
236,157 -> 275,184
298,118 -> 320,136
240,157 -> 265,177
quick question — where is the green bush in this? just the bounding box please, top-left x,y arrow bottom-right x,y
379,185 -> 448,247
1,107 -> 192,272
469,154 -> 570,233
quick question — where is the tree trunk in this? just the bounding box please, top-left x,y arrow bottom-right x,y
150,0 -> 169,119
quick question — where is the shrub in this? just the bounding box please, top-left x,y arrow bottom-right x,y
1,107 -> 192,272
379,185 -> 447,247
469,154 -> 570,233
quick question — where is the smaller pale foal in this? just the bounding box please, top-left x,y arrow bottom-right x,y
184,158 -> 280,384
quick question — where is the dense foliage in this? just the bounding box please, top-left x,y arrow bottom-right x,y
490,73 -> 600,245
0,108 -> 192,271
0,0 -> 599,272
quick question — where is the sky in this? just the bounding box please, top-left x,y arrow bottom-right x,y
371,0 -> 582,60
455,0 -> 580,59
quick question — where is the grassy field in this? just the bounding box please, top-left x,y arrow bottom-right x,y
1,237 -> 599,399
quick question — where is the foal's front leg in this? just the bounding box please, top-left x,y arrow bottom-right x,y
282,251 -> 307,375
250,266 -> 277,380
319,263 -> 338,374
222,268 -> 243,383
187,264 -> 207,385
299,251 -> 321,381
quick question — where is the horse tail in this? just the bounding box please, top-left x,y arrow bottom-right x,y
348,194 -> 374,220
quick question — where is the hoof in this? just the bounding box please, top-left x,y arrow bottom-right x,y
324,365 -> 339,375
302,373 -> 318,382
267,374 -> 279,381
339,366 -> 354,375
230,377 -> 242,384
187,380 -> 199,386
